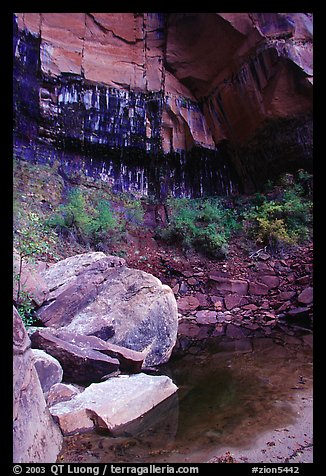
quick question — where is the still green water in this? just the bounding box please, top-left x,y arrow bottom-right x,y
59,339 -> 313,463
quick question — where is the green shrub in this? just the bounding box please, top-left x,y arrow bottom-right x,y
47,189 -> 122,246
243,172 -> 312,250
158,197 -> 239,258
16,290 -> 37,327
121,198 -> 144,226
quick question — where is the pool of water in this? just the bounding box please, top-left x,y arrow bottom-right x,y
59,339 -> 313,463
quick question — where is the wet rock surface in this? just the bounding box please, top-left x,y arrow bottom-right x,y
14,235 -> 313,463
13,13 -> 312,195
119,235 -> 313,357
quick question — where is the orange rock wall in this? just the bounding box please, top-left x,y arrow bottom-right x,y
15,13 -> 313,184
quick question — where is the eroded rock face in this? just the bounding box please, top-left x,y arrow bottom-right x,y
14,13 -> 312,194
36,253 -> 178,366
13,307 -> 63,463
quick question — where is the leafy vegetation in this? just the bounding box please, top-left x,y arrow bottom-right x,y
47,188 -> 144,249
157,170 -> 312,257
157,197 -> 239,258
47,188 -> 123,248
242,171 -> 313,251
13,158 -> 313,329
13,211 -> 58,326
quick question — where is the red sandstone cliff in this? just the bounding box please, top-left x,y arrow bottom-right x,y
15,13 -> 312,149
15,13 -> 313,191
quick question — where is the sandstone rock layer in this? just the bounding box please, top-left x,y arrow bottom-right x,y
13,307 -> 63,463
14,13 -> 313,192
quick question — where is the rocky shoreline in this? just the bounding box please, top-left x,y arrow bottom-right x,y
13,251 -> 180,463
124,235 -> 313,356
13,240 -> 313,463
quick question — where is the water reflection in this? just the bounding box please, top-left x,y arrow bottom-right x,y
59,341 -> 312,463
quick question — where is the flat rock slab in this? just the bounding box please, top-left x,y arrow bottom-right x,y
208,275 -> 249,295
55,330 -> 145,373
50,373 -> 178,435
30,330 -> 120,384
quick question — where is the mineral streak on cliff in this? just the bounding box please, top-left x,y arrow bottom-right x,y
13,13 -> 313,195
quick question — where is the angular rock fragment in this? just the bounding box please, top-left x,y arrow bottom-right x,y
55,330 -> 145,373
32,349 -> 63,393
224,293 -> 244,310
249,281 -> 269,295
49,373 -> 178,435
297,287 -> 313,305
47,383 -> 81,408
208,275 -> 248,295
30,329 -> 120,384
177,296 -> 200,313
258,275 -> 280,289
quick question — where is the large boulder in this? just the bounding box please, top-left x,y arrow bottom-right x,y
39,252 -> 122,300
37,253 -> 178,366
13,254 -> 49,307
49,373 -> 178,435
13,307 -> 63,463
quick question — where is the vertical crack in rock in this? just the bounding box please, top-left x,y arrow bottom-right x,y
142,13 -> 148,91
80,13 -> 87,78
86,12 -> 144,45
13,13 -> 312,194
